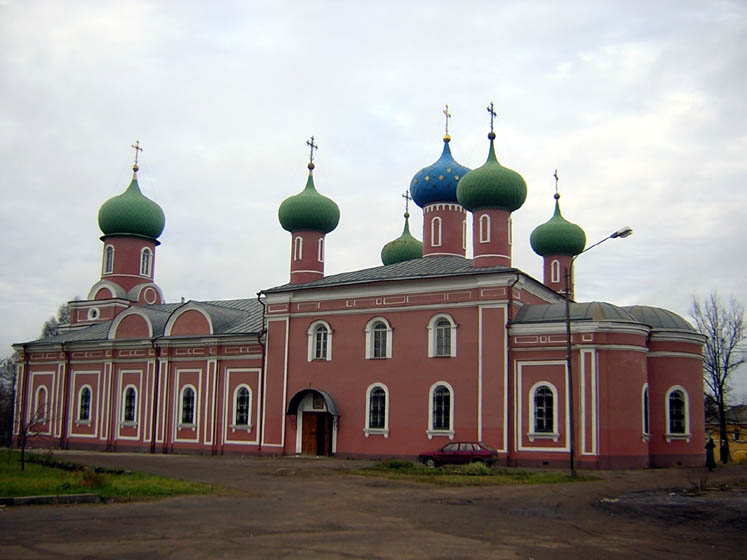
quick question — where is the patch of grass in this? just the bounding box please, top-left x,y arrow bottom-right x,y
348,459 -> 593,486
0,450 -> 214,501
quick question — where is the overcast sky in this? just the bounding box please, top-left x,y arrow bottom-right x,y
1,1 -> 745,395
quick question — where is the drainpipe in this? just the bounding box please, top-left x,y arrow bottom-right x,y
505,272 -> 521,467
256,291 -> 267,455
150,337 -> 160,454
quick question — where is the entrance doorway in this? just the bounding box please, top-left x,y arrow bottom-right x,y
302,411 -> 333,456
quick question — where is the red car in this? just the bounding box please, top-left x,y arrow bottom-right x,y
418,442 -> 498,467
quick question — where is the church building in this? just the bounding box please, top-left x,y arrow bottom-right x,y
13,109 -> 705,469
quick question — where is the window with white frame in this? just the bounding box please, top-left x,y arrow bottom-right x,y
431,216 -> 442,247
78,386 -> 91,422
666,386 -> 689,440
293,236 -> 303,261
508,216 -> 513,245
103,245 -> 114,274
317,237 -> 324,262
307,320 -> 332,361
233,385 -> 251,428
34,386 -> 47,420
181,386 -> 196,425
528,382 -> 559,442
364,383 -> 389,437
427,314 -> 457,357
462,219 -> 467,250
140,248 -> 152,276
123,386 -> 137,423
364,317 -> 392,359
642,384 -> 650,436
427,382 -> 454,438
479,213 -> 491,243
551,259 -> 560,284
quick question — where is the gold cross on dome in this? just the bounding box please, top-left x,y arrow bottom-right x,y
487,102 -> 497,133
131,140 -> 143,171
306,136 -> 318,164
443,104 -> 451,135
402,190 -> 412,214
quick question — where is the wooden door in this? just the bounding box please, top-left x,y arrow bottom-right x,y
302,412 -> 319,454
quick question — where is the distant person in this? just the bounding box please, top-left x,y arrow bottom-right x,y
719,438 -> 729,464
705,437 -> 716,471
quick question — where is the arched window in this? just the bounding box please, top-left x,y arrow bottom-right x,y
103,245 -> 114,274
307,321 -> 332,361
427,382 -> 454,438
479,214 -> 491,243
317,238 -> 324,263
140,248 -> 152,276
462,219 -> 467,250
667,388 -> 687,435
365,317 -> 392,359
533,386 -> 554,433
78,386 -> 91,422
427,314 -> 457,357
123,387 -> 137,422
34,386 -> 48,420
642,384 -> 650,436
181,386 -> 195,425
293,236 -> 303,261
369,387 -> 386,429
551,259 -> 560,284
234,386 -> 251,427
431,216 -> 442,247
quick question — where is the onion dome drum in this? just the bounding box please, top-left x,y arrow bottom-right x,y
278,163 -> 340,234
530,194 -> 586,256
456,133 -> 527,212
409,136 -> 471,208
98,174 -> 166,240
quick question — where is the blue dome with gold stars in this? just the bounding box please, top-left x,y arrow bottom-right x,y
410,135 -> 471,208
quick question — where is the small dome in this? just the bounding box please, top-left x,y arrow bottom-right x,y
456,133 -> 527,212
410,136 -> 471,208
278,164 -> 340,234
530,194 -> 586,257
622,305 -> 695,331
98,173 -> 165,240
381,213 -> 423,265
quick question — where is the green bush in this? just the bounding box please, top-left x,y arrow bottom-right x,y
450,461 -> 492,476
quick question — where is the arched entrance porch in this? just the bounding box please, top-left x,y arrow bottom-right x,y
286,389 -> 339,456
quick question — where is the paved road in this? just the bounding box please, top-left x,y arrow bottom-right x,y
1,451 -> 745,559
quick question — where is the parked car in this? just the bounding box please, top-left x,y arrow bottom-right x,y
418,442 -> 498,467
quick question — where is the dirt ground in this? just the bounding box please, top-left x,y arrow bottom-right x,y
0,451 -> 745,559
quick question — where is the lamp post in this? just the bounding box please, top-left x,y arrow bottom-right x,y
564,226 -> 632,477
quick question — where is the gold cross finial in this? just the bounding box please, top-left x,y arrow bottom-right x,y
487,102 -> 497,133
402,190 -> 412,216
306,136 -> 318,165
554,169 -> 559,193
131,140 -> 143,172
443,105 -> 451,136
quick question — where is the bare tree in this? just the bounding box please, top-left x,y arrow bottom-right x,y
0,355 -> 17,447
690,293 -> 745,463
40,298 -> 78,338
16,404 -> 51,471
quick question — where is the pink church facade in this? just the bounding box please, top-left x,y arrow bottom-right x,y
14,123 -> 705,469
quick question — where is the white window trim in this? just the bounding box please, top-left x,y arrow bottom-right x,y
527,381 -> 559,442
479,213 -> 490,243
641,383 -> 651,442
230,384 -> 253,431
363,383 -> 389,438
665,385 -> 691,442
427,313 -> 457,358
364,317 -> 393,359
427,381 -> 454,439
120,384 -> 138,426
76,384 -> 93,425
317,237 -> 324,263
306,320 -> 333,362
140,247 -> 152,277
508,216 -> 513,246
178,384 -> 198,430
431,216 -> 442,247
462,219 -> 467,251
103,244 -> 115,275
293,236 -> 303,261
551,259 -> 560,284
33,386 -> 48,422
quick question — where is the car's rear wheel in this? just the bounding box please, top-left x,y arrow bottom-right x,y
424,457 -> 436,468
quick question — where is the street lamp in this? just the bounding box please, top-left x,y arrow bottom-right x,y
564,225 -> 633,477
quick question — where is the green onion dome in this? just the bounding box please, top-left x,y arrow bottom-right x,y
456,132 -> 527,212
530,193 -> 586,256
381,212 -> 423,265
98,172 -> 165,240
278,163 -> 340,234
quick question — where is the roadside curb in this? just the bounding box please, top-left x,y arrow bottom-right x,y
0,493 -> 100,506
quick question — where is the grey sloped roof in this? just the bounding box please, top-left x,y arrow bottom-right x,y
621,305 -> 695,331
263,255 -> 514,293
513,301 -> 639,324
18,298 -> 263,347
